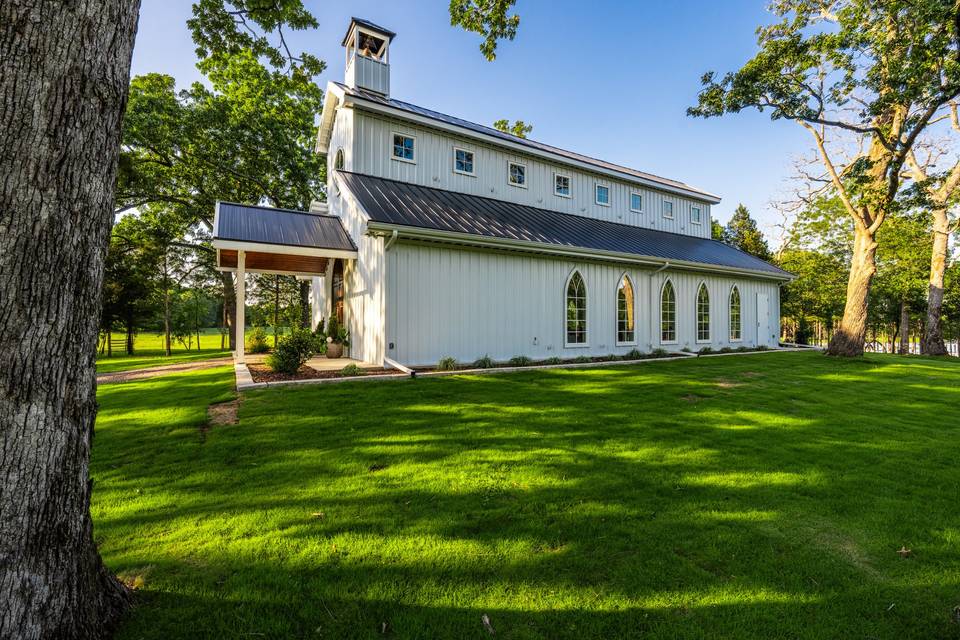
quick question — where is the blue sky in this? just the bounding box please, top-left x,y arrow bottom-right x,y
132,0 -> 810,242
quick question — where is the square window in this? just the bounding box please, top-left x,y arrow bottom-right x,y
692,206 -> 702,224
555,174 -> 571,197
508,161 -> 526,187
663,201 -> 674,218
595,184 -> 610,206
454,147 -> 474,174
630,193 -> 643,212
392,134 -> 415,162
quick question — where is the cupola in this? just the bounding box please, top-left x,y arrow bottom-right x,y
342,18 -> 395,96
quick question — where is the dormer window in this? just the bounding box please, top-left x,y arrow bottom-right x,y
691,206 -> 702,224
453,147 -> 474,175
630,193 -> 643,213
555,173 -> 571,198
595,184 -> 610,206
508,161 -> 526,188
663,201 -> 674,219
392,133 -> 415,163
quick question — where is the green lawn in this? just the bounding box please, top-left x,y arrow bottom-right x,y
96,329 -> 231,374
92,352 -> 960,639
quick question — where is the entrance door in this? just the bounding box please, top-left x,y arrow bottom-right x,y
756,293 -> 770,346
332,259 -> 345,326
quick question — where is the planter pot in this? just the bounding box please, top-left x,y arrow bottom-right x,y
326,342 -> 344,359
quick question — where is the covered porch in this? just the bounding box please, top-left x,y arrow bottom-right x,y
211,201 -> 358,364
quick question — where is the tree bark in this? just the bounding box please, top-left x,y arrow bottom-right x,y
827,226 -> 878,356
922,209 -> 950,355
299,280 -> 311,329
0,2 -> 140,638
220,271 -> 236,350
898,300 -> 910,355
274,275 -> 280,347
163,251 -> 171,356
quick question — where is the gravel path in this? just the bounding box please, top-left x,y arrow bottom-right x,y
97,357 -> 233,385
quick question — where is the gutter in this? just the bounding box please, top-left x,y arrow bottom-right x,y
366,222 -> 793,282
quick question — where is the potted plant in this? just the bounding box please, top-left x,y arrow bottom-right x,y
323,316 -> 350,359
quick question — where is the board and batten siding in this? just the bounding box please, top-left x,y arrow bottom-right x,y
385,242 -> 779,367
347,111 -> 714,239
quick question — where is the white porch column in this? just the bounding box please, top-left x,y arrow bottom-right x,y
235,250 -> 246,363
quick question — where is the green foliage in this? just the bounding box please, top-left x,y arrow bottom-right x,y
572,355 -> 592,363
322,315 -> 350,347
719,346 -> 734,354
624,349 -> 644,360
473,355 -> 495,369
720,204 -> 771,261
437,356 -> 458,371
508,355 -> 533,366
544,356 -> 563,365
266,328 -> 317,374
449,0 -> 520,61
651,348 -> 669,357
710,218 -> 725,241
339,363 -> 365,377
247,326 -> 270,354
698,346 -> 715,355
493,118 -> 533,138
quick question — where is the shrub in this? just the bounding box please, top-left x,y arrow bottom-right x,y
736,346 -> 750,352
756,344 -> 770,351
681,347 -> 692,353
651,348 -> 669,357
544,356 -> 563,365
437,356 -> 458,371
340,363 -> 365,377
508,355 -> 533,366
473,355 -> 495,368
572,355 -> 592,364
719,346 -> 734,354
624,348 -> 644,360
266,328 -> 318,374
698,346 -> 714,355
247,326 -> 270,354
324,315 -> 350,347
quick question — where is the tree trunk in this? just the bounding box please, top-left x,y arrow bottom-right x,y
0,1 -> 140,638
827,226 -> 878,356
922,209 -> 950,355
299,280 -> 311,329
898,300 -> 910,355
163,253 -> 171,357
274,275 -> 280,347
220,271 -> 235,350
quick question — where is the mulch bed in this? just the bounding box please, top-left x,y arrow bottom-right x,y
248,364 -> 400,383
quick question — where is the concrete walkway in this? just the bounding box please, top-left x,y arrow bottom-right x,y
97,357 -> 234,385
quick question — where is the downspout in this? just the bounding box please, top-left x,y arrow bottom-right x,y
649,262 -> 670,350
384,229 -> 399,252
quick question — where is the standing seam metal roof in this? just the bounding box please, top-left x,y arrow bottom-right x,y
338,171 -> 790,278
213,202 -> 356,251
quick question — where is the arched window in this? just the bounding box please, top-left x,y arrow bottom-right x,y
697,283 -> 711,342
565,271 -> 587,345
729,286 -> 742,341
616,275 -> 635,344
334,148 -> 344,171
660,280 -> 676,343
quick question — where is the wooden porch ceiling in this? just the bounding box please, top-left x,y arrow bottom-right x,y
218,249 -> 329,276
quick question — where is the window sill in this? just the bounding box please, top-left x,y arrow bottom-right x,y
508,182 -> 528,189
595,201 -> 611,207
616,340 -> 638,347
555,192 -> 572,199
564,343 -> 590,349
391,156 -> 416,165
696,339 -> 712,344
660,340 -> 678,345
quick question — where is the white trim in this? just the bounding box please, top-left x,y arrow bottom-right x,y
595,183 -> 611,207
563,268 -> 589,348
695,281 -> 711,344
659,278 -> 678,345
554,172 -> 572,198
212,238 -> 358,261
662,200 -> 674,219
629,192 -> 643,213
615,272 -> 638,347
333,87 -> 722,204
452,145 -> 476,176
728,284 -> 743,342
691,206 -> 702,225
390,131 -> 416,164
508,161 -> 528,188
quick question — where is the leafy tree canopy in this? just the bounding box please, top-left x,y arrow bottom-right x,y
493,118 -> 533,138
449,0 -> 520,60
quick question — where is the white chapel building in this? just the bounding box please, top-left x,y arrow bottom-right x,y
213,18 -> 790,367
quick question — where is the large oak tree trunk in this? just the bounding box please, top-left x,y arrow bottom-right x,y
922,210 -> 950,356
898,299 -> 910,355
0,1 -> 140,638
299,280 -> 311,329
827,226 -> 878,356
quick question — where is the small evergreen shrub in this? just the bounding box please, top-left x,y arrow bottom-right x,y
698,346 -> 714,355
598,354 -> 619,362
736,346 -> 750,352
266,328 -> 318,374
756,344 -> 770,351
340,363 -> 365,377
572,355 -> 592,363
247,326 -> 270,354
624,348 -> 644,360
651,348 -> 669,357
508,355 -> 533,366
473,355 -> 495,368
544,356 -> 563,365
681,347 -> 692,353
437,356 -> 458,371
719,346 -> 734,353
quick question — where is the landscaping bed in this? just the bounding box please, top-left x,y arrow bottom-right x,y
248,363 -> 400,383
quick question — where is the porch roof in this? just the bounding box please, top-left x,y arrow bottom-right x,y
212,201 -> 357,276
